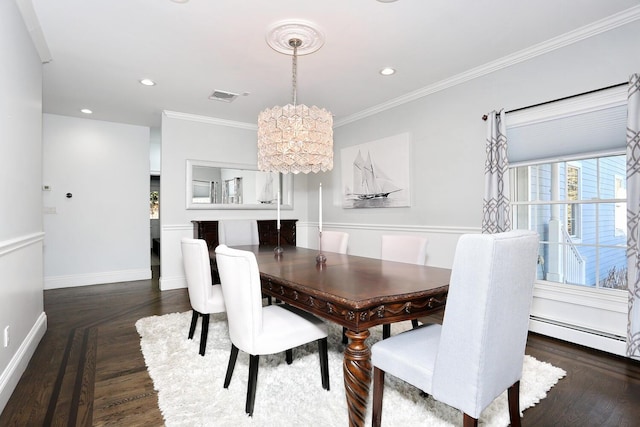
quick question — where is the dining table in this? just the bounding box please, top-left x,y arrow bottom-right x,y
219,245 -> 450,427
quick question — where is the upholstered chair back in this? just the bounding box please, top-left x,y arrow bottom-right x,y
320,231 -> 349,254
218,219 -> 259,247
381,234 -> 428,265
181,238 -> 214,313
432,230 -> 539,419
215,244 -> 265,354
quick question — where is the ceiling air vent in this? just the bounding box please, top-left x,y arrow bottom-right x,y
209,90 -> 239,103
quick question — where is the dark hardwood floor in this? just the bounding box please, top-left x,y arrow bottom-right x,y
1,265 -> 640,426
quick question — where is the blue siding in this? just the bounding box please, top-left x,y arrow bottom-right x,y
520,155 -> 626,288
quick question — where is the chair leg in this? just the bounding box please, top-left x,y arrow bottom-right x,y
223,344 -> 239,388
199,313 -> 209,356
372,367 -> 385,427
341,326 -> 348,344
246,354 -> 260,416
188,310 -> 198,339
462,414 -> 478,427
286,349 -> 293,365
318,338 -> 330,390
411,319 -> 419,329
382,323 -> 391,339
508,381 -> 522,427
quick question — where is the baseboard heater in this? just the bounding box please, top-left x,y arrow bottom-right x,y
529,315 -> 625,342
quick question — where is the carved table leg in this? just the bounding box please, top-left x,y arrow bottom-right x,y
343,329 -> 371,427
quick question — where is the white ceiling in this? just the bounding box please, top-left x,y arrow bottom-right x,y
21,0 -> 640,129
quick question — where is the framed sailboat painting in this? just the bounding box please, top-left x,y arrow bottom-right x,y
341,133 -> 411,208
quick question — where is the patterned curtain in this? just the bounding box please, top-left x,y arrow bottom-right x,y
627,73 -> 640,360
482,109 -> 511,234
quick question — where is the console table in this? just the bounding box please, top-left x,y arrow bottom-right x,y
192,219 -> 297,249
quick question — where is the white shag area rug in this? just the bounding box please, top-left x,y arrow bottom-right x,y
136,311 -> 565,427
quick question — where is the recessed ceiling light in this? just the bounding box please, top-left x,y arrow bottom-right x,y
139,78 -> 156,86
80,108 -> 92,114
380,67 -> 396,76
377,0 -> 399,3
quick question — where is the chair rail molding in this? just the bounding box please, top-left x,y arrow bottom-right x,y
0,232 -> 45,257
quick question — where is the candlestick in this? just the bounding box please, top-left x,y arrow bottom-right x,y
319,183 -> 323,233
274,190 -> 283,255
316,231 -> 326,265
276,190 -> 281,230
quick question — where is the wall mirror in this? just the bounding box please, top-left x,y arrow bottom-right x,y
186,159 -> 293,210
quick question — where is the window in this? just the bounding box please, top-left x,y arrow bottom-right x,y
614,174 -> 626,237
511,153 -> 627,290
566,164 -> 581,238
150,191 -> 159,219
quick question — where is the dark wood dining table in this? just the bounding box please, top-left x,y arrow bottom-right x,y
223,245 -> 450,427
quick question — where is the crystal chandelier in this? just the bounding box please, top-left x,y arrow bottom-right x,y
257,36 -> 333,174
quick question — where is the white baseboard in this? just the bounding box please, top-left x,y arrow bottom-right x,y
44,268 -> 151,289
0,312 -> 47,413
529,317 -> 627,356
159,275 -> 187,291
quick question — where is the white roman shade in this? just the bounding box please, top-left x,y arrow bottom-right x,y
506,85 -> 627,165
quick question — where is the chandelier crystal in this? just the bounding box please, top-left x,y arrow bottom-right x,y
257,37 -> 333,174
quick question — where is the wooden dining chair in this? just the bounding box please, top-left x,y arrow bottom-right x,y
371,230 -> 539,427
181,238 -> 226,356
215,244 -> 330,416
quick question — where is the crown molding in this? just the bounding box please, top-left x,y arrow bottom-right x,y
335,5 -> 640,128
162,110 -> 257,131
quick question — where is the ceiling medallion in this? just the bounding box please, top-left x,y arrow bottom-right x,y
265,20 -> 326,56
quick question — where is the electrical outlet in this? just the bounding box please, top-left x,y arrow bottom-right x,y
3,326 -> 9,348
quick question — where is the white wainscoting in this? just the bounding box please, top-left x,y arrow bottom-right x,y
159,224 -> 193,291
0,232 -> 46,412
0,312 -> 46,412
296,221 -> 475,268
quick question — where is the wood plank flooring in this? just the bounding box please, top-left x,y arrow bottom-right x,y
1,265 -> 640,426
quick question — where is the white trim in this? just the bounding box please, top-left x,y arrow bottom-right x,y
299,221 -> 480,235
162,110 -> 257,130
533,280 -> 627,314
15,0 -> 52,63
162,224 -> 194,232
44,268 -> 151,289
0,312 -> 47,413
0,232 -> 45,257
159,275 -> 187,291
335,5 -> 640,128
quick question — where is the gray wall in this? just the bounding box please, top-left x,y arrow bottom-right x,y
42,114 -> 151,288
159,112 -> 309,290
0,0 -> 45,412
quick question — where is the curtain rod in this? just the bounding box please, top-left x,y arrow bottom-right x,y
481,81 -> 627,121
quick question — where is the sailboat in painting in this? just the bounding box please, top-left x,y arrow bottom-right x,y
348,150 -> 401,200
258,173 -> 276,204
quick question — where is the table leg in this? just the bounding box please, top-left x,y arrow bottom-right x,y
343,329 -> 371,427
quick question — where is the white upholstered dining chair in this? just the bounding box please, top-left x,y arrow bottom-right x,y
215,244 -> 330,416
371,230 -> 539,427
181,238 -> 226,356
380,234 -> 429,339
217,219 -> 259,246
320,230 -> 349,254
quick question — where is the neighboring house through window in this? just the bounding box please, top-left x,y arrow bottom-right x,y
511,154 -> 626,289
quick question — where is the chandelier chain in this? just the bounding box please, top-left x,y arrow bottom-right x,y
291,39 -> 299,106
